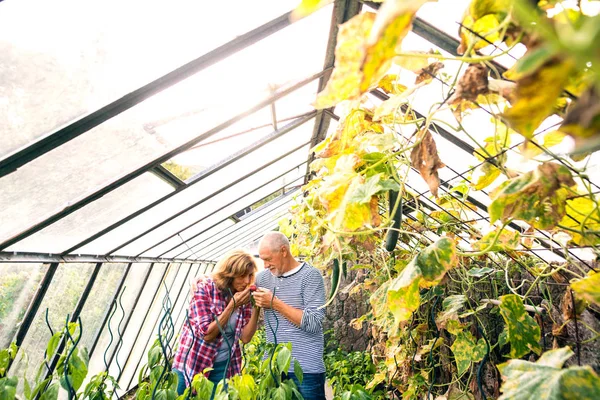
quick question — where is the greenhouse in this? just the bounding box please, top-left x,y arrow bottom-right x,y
1,0 -> 600,399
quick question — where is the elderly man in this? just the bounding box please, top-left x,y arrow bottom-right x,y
252,231 -> 326,400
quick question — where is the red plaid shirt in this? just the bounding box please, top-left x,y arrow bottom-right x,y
172,276 -> 252,384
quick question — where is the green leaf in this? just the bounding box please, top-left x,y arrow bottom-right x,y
450,331 -> 487,376
571,272 -> 600,307
498,295 -> 542,358
437,295 -> 467,324
507,46 -> 558,81
347,173 -> 400,204
387,270 -> 421,325
39,382 -> 59,400
293,359 -> 303,385
498,347 -> 600,399
46,333 -> 62,360
0,377 -> 18,400
276,346 -> 292,374
467,267 -> 494,277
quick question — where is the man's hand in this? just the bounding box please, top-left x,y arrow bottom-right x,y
252,288 -> 277,309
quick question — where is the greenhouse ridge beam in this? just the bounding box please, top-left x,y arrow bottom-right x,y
63,112 -> 315,255
107,138 -> 312,255
0,251 -> 201,264
0,69 -> 327,251
0,11 -> 294,179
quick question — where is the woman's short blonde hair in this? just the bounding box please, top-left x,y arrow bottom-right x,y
212,250 -> 257,291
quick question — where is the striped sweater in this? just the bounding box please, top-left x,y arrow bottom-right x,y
256,262 -> 326,373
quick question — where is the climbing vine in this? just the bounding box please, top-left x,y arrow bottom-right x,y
283,0 -> 600,398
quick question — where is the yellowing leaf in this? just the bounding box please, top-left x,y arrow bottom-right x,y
522,130 -> 567,157
417,237 -> 458,285
450,331 -> 487,376
502,57 -> 575,139
489,162 -> 576,229
361,12 -> 414,92
559,195 -> 600,246
393,52 -> 432,72
498,294 -> 542,358
410,130 -> 446,197
471,162 -> 501,190
290,0 -> 331,21
498,347 -> 600,400
571,272 -> 600,308
314,13 -> 375,109
472,227 -> 520,252
385,238 -> 458,325
377,74 -> 406,95
387,270 -> 422,324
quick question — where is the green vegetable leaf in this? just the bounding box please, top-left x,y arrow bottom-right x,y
294,359 -> 304,385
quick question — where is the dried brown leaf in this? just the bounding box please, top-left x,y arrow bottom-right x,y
410,130 -> 446,197
415,61 -> 444,85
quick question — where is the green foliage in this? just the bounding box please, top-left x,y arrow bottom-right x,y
324,347 -> 381,399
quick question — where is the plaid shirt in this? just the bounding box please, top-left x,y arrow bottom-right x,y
172,276 -> 252,384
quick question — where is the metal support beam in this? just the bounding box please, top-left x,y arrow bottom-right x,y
0,68 -> 327,251
63,111 -> 315,255
151,165 -> 186,189
0,252 -> 200,264
0,12 -> 294,179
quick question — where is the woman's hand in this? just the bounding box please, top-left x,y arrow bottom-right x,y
231,287 -> 252,307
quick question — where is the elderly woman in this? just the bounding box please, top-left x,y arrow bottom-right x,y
172,250 -> 260,397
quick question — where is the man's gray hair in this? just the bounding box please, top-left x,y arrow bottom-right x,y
259,231 -> 290,251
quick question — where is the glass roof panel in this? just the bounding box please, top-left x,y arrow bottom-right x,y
117,143 -> 310,256
76,120 -> 313,256
170,193 -> 294,260
0,0 -> 306,158
0,5 -> 331,247
142,167 -> 304,258
195,204 -> 291,260
5,173 -> 173,254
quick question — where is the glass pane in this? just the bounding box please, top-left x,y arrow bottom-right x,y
163,190 -> 296,259
106,263 -> 167,392
0,6 -> 331,246
141,164 -> 306,258
197,205 -> 290,260
8,263 -> 96,391
0,0 -> 305,158
85,263 -> 152,381
0,263 -> 47,348
6,173 -> 174,254
115,263 -> 180,393
122,263 -> 191,393
77,119 -> 313,256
